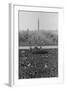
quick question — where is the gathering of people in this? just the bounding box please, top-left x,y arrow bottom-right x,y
19,47 -> 58,79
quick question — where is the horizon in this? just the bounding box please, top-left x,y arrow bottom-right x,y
19,11 -> 58,31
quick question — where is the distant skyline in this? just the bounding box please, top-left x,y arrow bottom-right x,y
19,11 -> 58,31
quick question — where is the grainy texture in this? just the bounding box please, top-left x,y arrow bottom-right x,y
19,48 -> 58,79
18,11 -> 58,79
19,30 -> 58,46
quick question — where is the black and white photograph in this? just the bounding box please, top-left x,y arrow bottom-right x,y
18,10 -> 58,79
8,4 -> 64,86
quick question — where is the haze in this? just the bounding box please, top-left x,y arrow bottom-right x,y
19,11 -> 58,31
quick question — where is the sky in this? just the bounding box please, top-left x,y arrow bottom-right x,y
19,11 -> 58,31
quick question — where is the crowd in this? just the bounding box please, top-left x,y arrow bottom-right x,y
19,48 -> 58,79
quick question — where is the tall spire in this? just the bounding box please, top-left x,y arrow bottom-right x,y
38,18 -> 39,32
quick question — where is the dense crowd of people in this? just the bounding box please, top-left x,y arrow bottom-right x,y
19,48 -> 58,79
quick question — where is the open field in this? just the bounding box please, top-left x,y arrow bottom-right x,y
19,48 -> 58,79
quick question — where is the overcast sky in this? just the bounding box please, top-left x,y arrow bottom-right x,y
19,11 -> 58,31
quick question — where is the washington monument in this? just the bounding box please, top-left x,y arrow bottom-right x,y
38,18 -> 39,32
